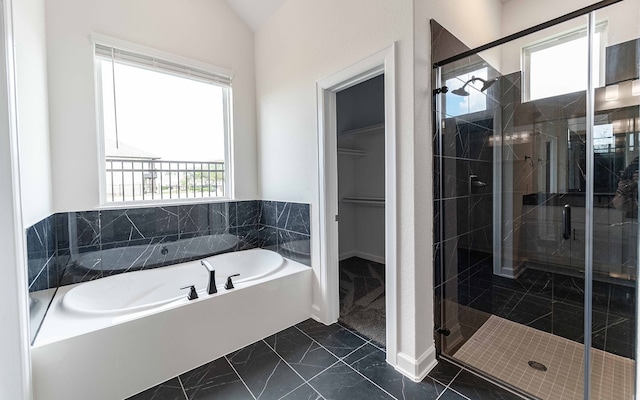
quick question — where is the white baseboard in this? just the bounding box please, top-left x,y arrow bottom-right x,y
394,345 -> 438,382
339,250 -> 357,261
339,250 -> 385,265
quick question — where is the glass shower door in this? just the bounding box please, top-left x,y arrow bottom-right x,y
433,3 -> 639,398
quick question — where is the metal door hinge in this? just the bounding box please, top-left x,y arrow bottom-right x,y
433,86 -> 448,95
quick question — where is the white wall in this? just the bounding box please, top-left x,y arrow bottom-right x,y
14,0 -> 53,227
256,0 -> 419,363
337,133 -> 385,263
45,0 -> 258,213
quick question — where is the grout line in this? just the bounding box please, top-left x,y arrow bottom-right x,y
292,323 -> 398,398
260,338 -> 326,400
224,355 -> 257,400
261,339 -> 308,383
340,359 -> 399,400
176,375 -> 189,400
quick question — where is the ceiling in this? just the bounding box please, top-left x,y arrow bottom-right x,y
223,0 -> 288,32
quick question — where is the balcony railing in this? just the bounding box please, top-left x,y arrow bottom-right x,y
106,158 -> 225,202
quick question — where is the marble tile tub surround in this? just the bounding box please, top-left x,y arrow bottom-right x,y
127,319 -> 519,400
25,200 -> 311,292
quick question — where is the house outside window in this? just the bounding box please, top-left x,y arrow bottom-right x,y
93,35 -> 233,204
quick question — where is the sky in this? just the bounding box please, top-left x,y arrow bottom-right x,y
100,60 -> 226,162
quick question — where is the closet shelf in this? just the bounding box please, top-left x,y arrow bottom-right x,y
337,148 -> 367,156
339,123 -> 384,136
341,197 -> 385,206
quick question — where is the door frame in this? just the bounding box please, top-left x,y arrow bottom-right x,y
0,0 -> 32,398
316,43 -> 397,365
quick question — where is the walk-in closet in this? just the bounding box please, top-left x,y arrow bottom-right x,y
336,74 -> 386,346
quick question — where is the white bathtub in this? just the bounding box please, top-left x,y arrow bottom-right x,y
62,249 -> 284,316
32,249 -> 312,400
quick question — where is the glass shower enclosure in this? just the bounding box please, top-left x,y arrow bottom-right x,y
433,1 -> 639,399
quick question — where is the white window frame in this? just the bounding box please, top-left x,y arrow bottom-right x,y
91,33 -> 234,207
522,21 -> 607,102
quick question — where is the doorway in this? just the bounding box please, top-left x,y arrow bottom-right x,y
336,75 -> 386,347
316,44 -> 398,365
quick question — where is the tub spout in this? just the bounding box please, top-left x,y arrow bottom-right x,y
201,260 -> 217,294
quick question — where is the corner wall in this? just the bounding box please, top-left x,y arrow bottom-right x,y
14,0 -> 53,227
45,0 -> 258,213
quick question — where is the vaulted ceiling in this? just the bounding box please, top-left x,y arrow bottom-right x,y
223,0 -> 288,31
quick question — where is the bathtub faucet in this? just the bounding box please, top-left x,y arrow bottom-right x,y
200,259 -> 217,294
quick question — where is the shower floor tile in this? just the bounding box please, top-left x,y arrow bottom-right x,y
453,315 -> 635,400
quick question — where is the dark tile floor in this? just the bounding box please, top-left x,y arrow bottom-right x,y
338,257 -> 386,347
447,252 -> 636,359
127,319 -> 522,400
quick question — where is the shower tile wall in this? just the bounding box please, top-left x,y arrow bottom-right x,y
26,200 -> 311,343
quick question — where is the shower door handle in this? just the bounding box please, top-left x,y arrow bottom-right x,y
562,204 -> 571,240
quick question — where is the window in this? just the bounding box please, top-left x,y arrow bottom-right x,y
523,23 -> 606,101
94,37 -> 232,203
445,67 -> 489,117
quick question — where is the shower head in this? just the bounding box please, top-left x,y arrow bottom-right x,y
452,76 -> 498,96
451,86 -> 470,96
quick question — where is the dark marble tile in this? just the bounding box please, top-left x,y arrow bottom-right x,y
278,230 -> 311,266
174,233 -> 238,262
449,370 -> 521,400
45,253 -> 59,289
227,340 -> 304,400
100,237 -> 178,274
180,357 -> 252,400
126,377 -> 186,400
26,218 -> 48,259
28,259 -> 50,292
609,283 -> 635,318
208,202 -> 231,233
236,225 -> 259,251
501,293 -> 552,327
433,242 -> 442,286
296,319 -> 366,358
277,202 -> 310,235
345,344 -> 441,399
265,327 -> 338,380
257,225 -> 278,250
604,336 -> 635,359
68,211 -> 100,249
58,248 -> 103,286
101,208 -> 177,245
177,204 -> 211,236
27,251 -> 48,289
55,212 -> 70,251
427,358 -> 461,386
259,201 -> 277,227
308,361 -> 394,400
280,384 -> 323,400
437,388 -> 469,400
230,201 -> 259,228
